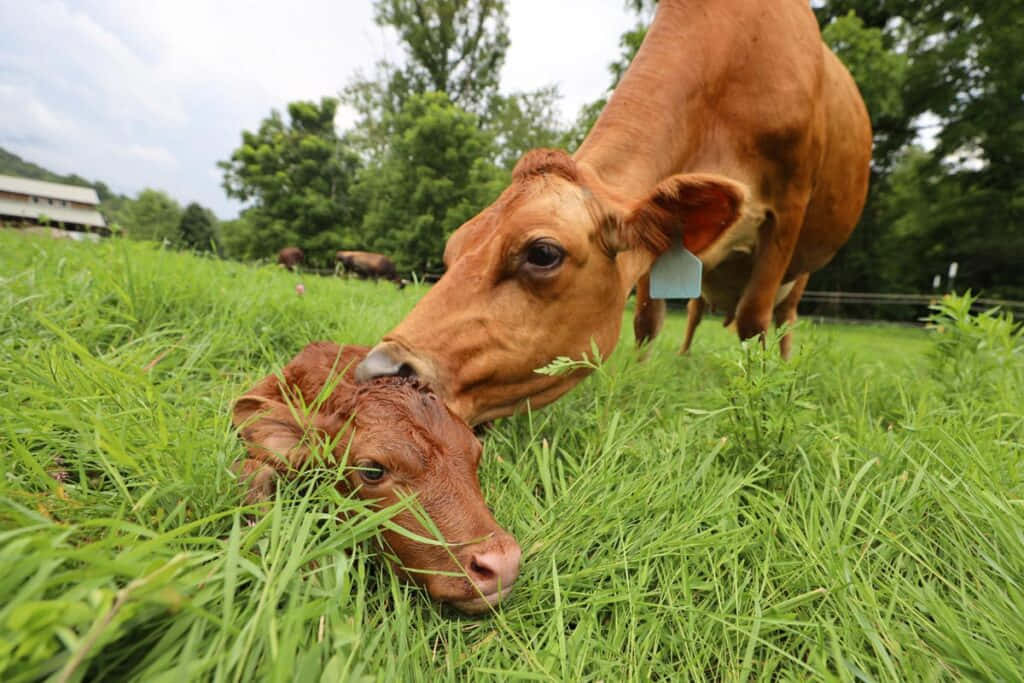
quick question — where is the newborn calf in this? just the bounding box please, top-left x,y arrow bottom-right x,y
232,342 -> 520,614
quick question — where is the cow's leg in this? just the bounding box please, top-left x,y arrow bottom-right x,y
633,272 -> 666,346
734,204 -> 806,345
773,273 -> 809,360
679,297 -> 706,354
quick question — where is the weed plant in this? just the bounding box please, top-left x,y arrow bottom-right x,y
1,232 -> 1022,680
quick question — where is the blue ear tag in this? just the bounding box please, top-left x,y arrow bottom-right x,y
649,235 -> 703,299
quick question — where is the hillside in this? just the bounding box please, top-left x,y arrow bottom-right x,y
0,146 -> 120,201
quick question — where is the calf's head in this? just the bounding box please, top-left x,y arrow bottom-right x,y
357,149 -> 748,425
233,342 -> 520,614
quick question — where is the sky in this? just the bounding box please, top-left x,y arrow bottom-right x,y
0,1 -> 639,218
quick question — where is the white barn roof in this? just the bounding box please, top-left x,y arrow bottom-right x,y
0,198 -> 107,229
0,174 -> 101,205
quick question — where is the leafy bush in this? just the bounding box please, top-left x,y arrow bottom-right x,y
925,292 -> 1023,395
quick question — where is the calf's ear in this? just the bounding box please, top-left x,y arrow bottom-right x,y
231,378 -> 354,506
610,173 -> 748,256
232,394 -> 321,471
233,395 -> 274,428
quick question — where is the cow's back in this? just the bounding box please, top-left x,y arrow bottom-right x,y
578,0 -> 825,197
337,251 -> 397,279
789,45 -> 871,277
578,0 -> 870,309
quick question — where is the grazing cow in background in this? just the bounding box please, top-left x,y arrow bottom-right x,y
277,246 -> 304,271
233,342 -> 521,613
356,0 -> 871,426
336,250 -> 405,288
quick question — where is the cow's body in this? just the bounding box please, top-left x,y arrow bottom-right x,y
277,246 -> 304,270
336,250 -> 401,285
356,0 -> 872,425
590,1 -> 871,354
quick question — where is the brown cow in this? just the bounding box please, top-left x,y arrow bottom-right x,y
336,250 -> 404,288
233,342 -> 521,613
356,0 -> 872,426
277,246 -> 304,271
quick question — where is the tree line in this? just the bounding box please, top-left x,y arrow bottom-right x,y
7,0 -> 1020,309
811,0 -> 1024,303
217,0 -> 569,273
0,148 -> 218,253
216,0 -> 1023,302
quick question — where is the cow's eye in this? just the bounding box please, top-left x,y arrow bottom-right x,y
525,240 -> 565,270
357,460 -> 388,483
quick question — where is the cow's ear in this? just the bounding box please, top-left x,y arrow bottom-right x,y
611,173 -> 748,255
233,395 -> 274,428
233,394 -> 320,471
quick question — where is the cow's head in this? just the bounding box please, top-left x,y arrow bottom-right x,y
233,344 -> 520,614
356,149 -> 748,424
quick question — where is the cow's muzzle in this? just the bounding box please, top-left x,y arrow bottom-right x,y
356,341 -> 433,385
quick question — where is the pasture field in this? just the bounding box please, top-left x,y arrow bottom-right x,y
1,230 -> 1022,681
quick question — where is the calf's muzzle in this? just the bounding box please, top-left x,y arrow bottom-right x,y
431,531 -> 522,614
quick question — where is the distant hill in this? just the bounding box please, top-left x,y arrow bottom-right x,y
0,146 -> 122,201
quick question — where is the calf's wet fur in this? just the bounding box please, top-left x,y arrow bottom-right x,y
232,342 -> 520,614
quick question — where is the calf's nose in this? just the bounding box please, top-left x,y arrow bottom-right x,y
466,541 -> 522,597
356,342 -> 418,383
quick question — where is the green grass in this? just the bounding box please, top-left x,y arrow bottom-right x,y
1,230 -> 1022,681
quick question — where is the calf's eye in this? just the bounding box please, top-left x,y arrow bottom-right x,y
525,240 -> 565,270
357,461 -> 388,483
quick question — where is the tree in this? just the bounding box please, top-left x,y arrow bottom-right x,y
484,86 -> 566,170
814,1 -> 1024,300
342,64 -> 415,160
218,98 -> 362,266
113,189 -> 183,244
335,0 -> 564,273
373,0 -> 509,115
343,0 -> 564,164
344,0 -> 512,156
351,92 -> 504,274
178,202 -> 217,252
343,0 -> 511,156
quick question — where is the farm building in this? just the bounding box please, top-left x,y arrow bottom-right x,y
0,173 -> 108,239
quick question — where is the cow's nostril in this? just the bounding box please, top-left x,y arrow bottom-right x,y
467,546 -> 520,595
355,344 -> 408,383
470,557 -> 495,581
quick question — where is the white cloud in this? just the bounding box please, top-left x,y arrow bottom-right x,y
0,0 -> 637,217
0,84 -> 82,143
119,144 -> 177,166
503,0 -> 637,118
99,0 -> 397,115
3,1 -> 188,128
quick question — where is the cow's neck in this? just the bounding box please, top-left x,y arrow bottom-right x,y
575,1 -> 735,294
575,1 -> 726,199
